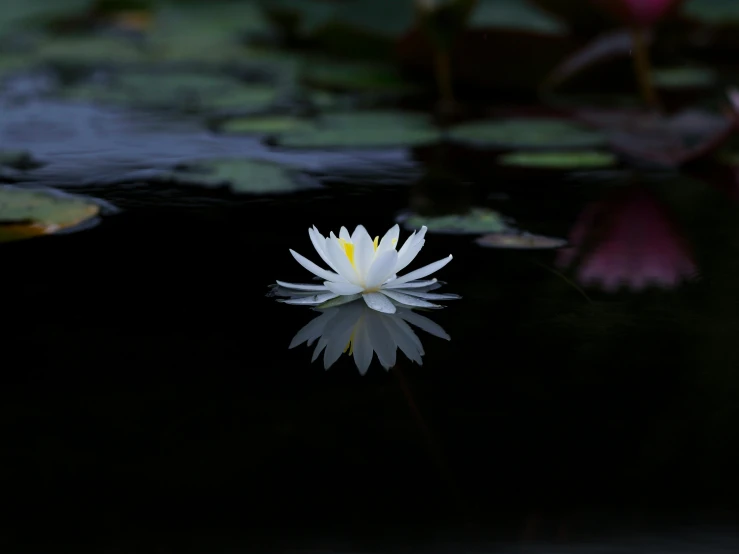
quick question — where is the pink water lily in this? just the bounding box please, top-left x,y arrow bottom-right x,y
556,187 -> 697,292
276,224 -> 455,314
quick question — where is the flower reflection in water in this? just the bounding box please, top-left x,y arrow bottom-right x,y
556,186 -> 698,292
272,283 -> 457,374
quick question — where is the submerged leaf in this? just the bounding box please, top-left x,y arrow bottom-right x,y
498,150 -> 617,169
0,186 -> 100,243
276,111 -> 441,149
448,118 -> 607,150
398,207 -> 511,234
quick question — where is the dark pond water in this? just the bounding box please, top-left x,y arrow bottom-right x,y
3,2 -> 739,552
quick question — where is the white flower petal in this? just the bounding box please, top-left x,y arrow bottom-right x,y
281,292 -> 340,305
315,293 -> 362,309
324,281 -> 364,295
326,237 -> 361,284
382,278 -> 437,289
353,227 -> 375,280
363,291 -> 396,314
276,280 -> 329,292
312,337 -> 328,362
398,308 -> 451,341
339,226 -> 351,241
351,225 -> 371,243
290,249 -> 347,283
377,224 -> 400,253
394,238 -> 425,273
389,254 -> 452,287
309,227 -> 339,272
365,249 -> 399,289
392,290 -> 461,300
380,289 -> 441,309
396,230 -> 417,260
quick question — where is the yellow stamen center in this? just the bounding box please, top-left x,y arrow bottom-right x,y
338,238 -> 356,268
373,236 -> 379,251
343,328 -> 356,355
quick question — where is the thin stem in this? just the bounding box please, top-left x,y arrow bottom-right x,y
434,48 -> 455,107
630,26 -> 659,109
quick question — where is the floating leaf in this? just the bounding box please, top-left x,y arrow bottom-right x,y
161,159 -> 318,195
475,232 -> 568,249
397,207 -> 511,234
219,115 -> 316,135
302,59 -> 420,94
684,0 -> 739,25
652,66 -> 717,89
470,0 -> 567,35
498,150 -> 617,169
276,111 -> 441,149
33,35 -> 146,64
0,186 -> 100,243
448,118 -> 608,150
64,70 -> 279,113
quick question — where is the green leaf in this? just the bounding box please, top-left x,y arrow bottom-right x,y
276,111 -> 441,149
470,0 -> 567,35
448,118 -> 608,150
64,70 -> 280,114
0,186 -> 100,243
498,150 -> 617,169
161,159 -> 319,195
397,207 -> 511,234
301,59 -> 420,94
684,0 -> 739,25
219,115 -> 316,135
652,66 -> 717,89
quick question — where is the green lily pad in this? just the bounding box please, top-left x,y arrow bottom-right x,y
684,0 -> 739,25
448,118 -> 608,150
475,232 -> 568,250
162,159 -> 318,195
64,70 -> 280,113
652,66 -> 717,89
276,111 -> 441,149
0,151 -> 42,170
33,35 -> 147,64
397,207 -> 511,235
302,60 -> 420,94
470,0 -> 567,35
0,186 -> 100,243
498,150 -> 617,169
219,115 -> 316,135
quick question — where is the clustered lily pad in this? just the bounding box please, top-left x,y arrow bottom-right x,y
0,186 -> 100,243
275,111 -> 442,149
448,118 -> 608,150
397,207 -> 511,234
498,150 -> 618,169
158,159 -> 319,195
475,232 -> 568,250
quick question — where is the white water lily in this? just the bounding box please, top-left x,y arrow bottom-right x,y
276,224 -> 455,314
289,298 -> 451,374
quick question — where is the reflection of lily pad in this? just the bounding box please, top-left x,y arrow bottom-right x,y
302,60 -> 420,94
65,71 -> 279,113
448,118 -> 607,150
498,150 -> 617,169
0,186 -> 100,243
276,111 -> 441,149
219,115 -> 316,135
397,208 -> 511,234
162,159 -> 318,195
653,67 -> 717,89
475,232 -> 568,250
